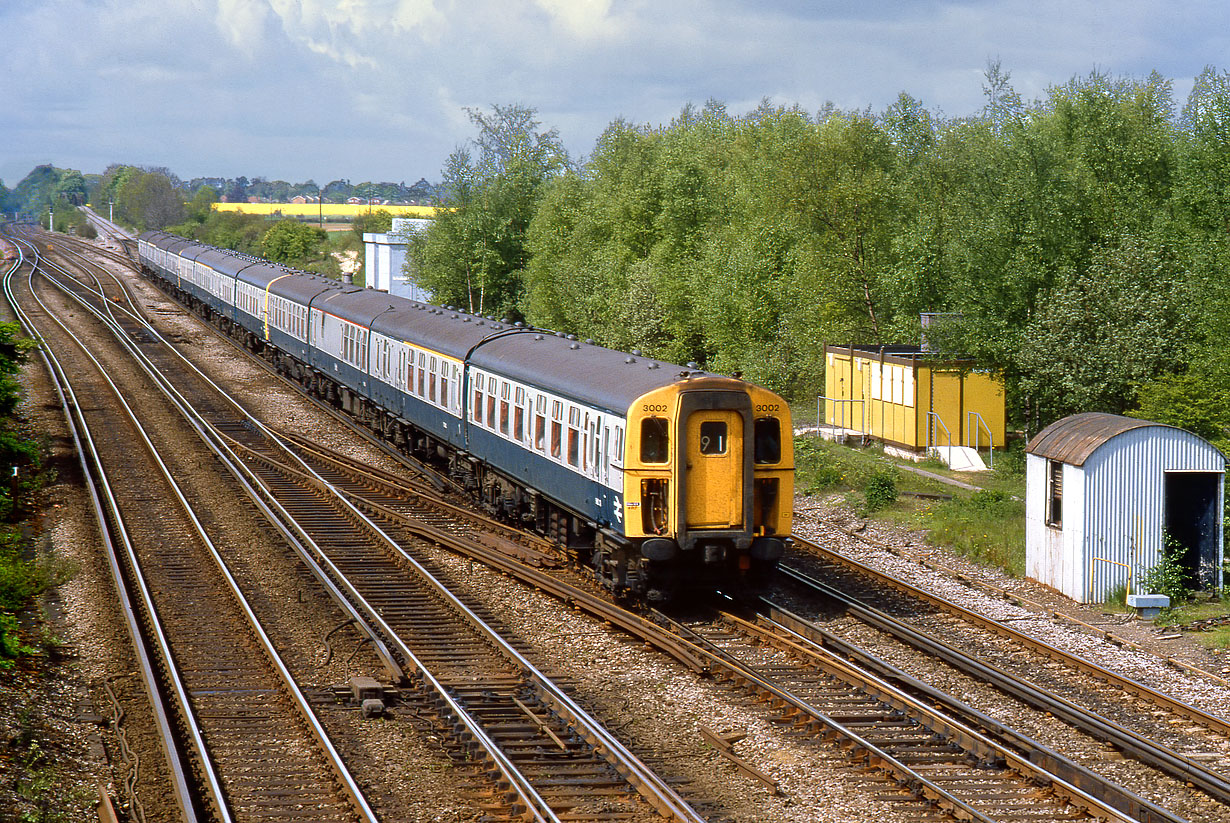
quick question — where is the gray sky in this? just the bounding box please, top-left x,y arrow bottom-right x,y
2,1 -> 1226,187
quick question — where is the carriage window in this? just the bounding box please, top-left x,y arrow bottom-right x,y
514,405 -> 524,440
500,399 -> 510,435
535,414 -> 546,451
641,418 -> 669,463
551,420 -> 562,458
473,381 -> 483,423
754,417 -> 781,464
699,421 -> 727,455
487,395 -> 496,429
567,428 -> 580,466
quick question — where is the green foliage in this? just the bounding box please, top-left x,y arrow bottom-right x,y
1139,534 -> 1192,604
8,165 -> 93,219
793,437 -> 847,493
0,323 -> 60,667
861,468 -> 899,512
409,104 -> 570,318
260,220 -> 326,266
352,208 -> 394,237
921,488 -> 1026,575
184,185 -> 220,223
114,169 -> 185,230
170,208 -> 267,255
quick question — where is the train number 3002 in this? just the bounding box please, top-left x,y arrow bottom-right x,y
755,404 -> 780,413
642,404 -> 669,413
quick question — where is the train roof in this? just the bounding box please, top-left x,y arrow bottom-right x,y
140,231 -> 715,412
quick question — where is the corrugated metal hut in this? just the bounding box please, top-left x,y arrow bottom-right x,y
1025,413 -> 1225,603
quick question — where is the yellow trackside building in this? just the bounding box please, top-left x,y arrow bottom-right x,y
823,344 -> 1006,454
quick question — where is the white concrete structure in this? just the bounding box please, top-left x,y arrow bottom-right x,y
1025,413 -> 1225,603
363,218 -> 432,301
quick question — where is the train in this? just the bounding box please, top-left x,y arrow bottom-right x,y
136,231 -> 794,600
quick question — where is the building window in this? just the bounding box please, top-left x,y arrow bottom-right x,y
1047,459 -> 1063,527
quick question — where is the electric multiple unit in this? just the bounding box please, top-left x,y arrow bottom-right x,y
138,231 -> 793,600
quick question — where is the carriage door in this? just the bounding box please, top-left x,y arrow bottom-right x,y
685,410 -> 743,528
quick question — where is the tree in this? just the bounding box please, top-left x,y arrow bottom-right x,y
227,176 -> 250,203
260,220 -> 325,266
352,209 -> 393,238
409,104 -> 569,317
1177,66 -> 1230,234
185,185 -> 219,223
116,170 -> 184,230
54,169 -> 88,205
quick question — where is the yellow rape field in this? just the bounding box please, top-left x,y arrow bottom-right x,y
212,203 -> 443,219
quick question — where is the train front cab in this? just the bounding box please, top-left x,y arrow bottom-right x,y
623,376 -> 793,597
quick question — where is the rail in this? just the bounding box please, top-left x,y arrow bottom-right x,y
786,534 -> 1230,805
1090,555 -> 1135,602
11,227 -> 380,822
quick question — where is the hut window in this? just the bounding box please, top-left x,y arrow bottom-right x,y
1046,460 -> 1063,527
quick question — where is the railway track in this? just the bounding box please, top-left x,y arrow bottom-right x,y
779,529 -> 1230,818
254,431 -> 1175,822
19,221 -> 1228,822
13,224 -> 707,822
2,227 -> 376,822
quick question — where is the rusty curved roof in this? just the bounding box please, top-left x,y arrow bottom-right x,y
1025,412 -> 1178,466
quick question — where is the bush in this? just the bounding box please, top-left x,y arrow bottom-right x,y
794,437 -> 846,493
1139,534 -> 1192,604
862,469 -> 898,512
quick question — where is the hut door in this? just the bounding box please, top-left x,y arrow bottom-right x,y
1163,472 -> 1221,591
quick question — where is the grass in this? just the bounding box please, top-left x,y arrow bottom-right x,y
1148,594 -> 1230,649
794,434 -> 1027,576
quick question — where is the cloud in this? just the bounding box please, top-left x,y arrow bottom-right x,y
4,0 -> 1230,186
533,0 -> 615,38
261,0 -> 445,66
214,0 -> 275,55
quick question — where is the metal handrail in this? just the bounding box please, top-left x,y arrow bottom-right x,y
819,396 -> 866,443
966,411 -> 994,469
925,411 -> 953,464
1089,556 -> 1134,603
